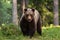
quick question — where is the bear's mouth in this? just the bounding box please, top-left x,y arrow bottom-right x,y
27,19 -> 32,22
28,20 -> 32,22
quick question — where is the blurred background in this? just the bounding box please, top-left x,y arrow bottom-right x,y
0,0 -> 59,26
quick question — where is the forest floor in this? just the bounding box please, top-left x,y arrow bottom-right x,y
0,26 -> 60,40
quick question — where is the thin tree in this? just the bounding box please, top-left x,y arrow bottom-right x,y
53,0 -> 59,26
20,0 -> 25,14
25,0 -> 29,8
12,0 -> 18,25
20,0 -> 29,14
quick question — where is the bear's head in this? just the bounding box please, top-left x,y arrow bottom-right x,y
24,8 -> 35,22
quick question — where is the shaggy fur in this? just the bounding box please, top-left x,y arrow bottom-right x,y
20,8 -> 42,38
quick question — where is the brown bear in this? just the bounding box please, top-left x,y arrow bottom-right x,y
20,8 -> 42,38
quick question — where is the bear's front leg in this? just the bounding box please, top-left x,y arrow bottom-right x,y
20,20 -> 28,36
28,22 -> 35,38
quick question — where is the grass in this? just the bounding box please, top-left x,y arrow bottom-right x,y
42,27 -> 60,40
0,27 -> 60,40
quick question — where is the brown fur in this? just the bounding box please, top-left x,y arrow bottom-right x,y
20,8 -> 42,38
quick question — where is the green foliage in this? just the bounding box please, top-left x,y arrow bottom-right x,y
1,23 -> 21,36
0,0 -> 12,25
0,25 -> 60,40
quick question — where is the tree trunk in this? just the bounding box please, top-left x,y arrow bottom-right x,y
20,0 -> 25,14
25,0 -> 29,8
53,0 -> 59,26
20,0 -> 29,14
12,0 -> 18,26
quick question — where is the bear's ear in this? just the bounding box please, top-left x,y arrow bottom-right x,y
32,9 -> 35,12
24,9 -> 27,12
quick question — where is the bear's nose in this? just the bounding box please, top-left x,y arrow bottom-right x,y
28,16 -> 31,19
